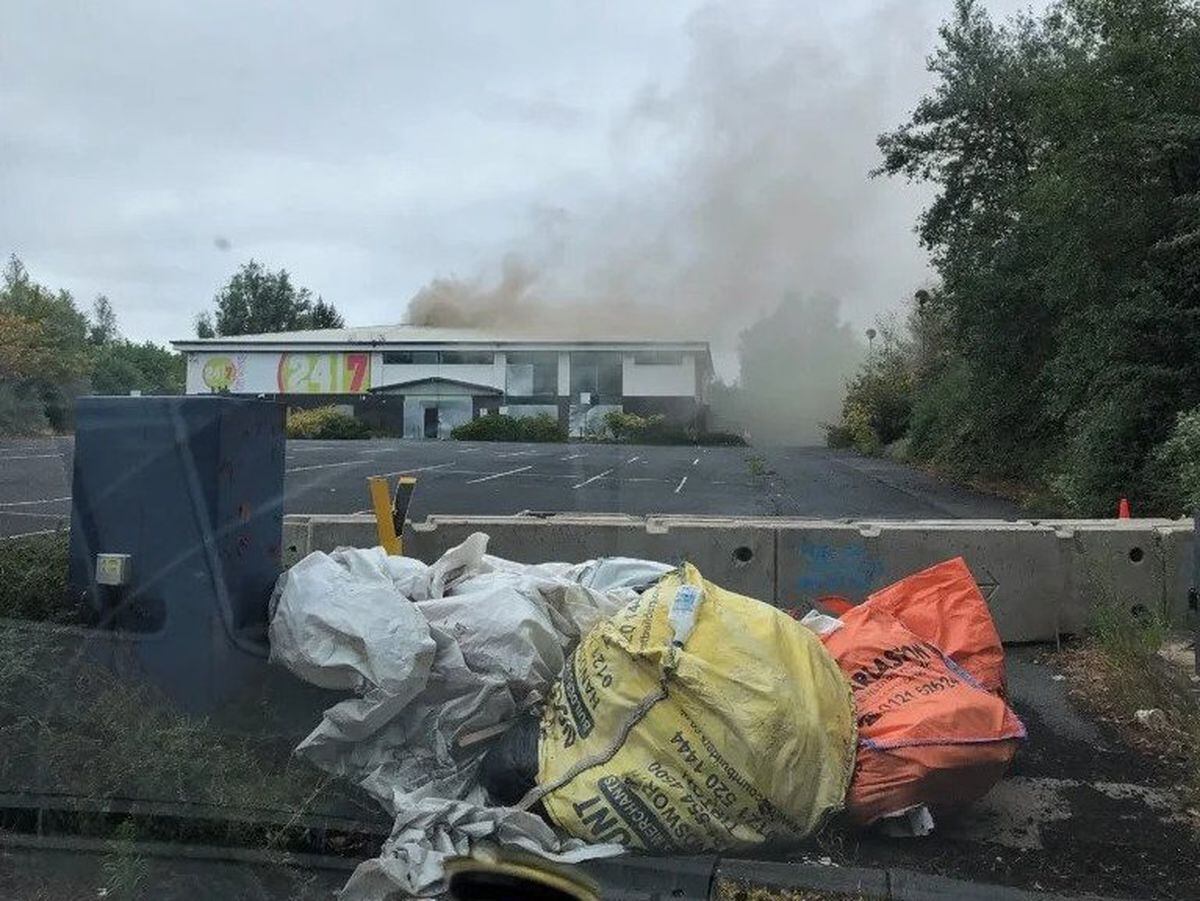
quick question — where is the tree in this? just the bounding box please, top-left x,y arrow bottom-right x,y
195,261 -> 344,336
0,255 -> 92,431
81,286 -> 186,396
309,296 -> 345,329
715,294 -> 865,444
867,0 -> 1200,513
91,341 -> 185,395
89,295 -> 118,345
1,255 -> 92,387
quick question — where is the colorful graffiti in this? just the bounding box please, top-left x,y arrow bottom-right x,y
201,355 -> 242,391
276,353 -> 370,394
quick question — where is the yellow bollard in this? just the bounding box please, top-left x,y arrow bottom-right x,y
367,475 -> 402,555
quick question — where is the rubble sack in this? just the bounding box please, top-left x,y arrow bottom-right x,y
802,557 -> 1026,827
531,562 -> 857,850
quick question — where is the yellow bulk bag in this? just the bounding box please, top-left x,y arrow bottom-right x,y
534,564 -> 856,851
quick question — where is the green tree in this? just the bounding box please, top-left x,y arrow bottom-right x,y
870,0 -> 1200,514
0,255 -> 92,431
89,295 -> 118,346
81,288 -> 185,396
91,341 -> 185,396
195,261 -> 344,337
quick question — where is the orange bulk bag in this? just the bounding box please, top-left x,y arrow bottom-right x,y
817,558 -> 1024,826
864,557 -> 1006,695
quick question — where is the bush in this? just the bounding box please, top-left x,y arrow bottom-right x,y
695,430 -> 748,447
1152,405 -> 1200,514
451,413 -> 566,443
0,381 -> 51,436
0,531 -> 74,623
519,412 -> 568,443
602,410 -> 686,444
603,410 -> 652,441
285,406 -> 371,439
825,316 -> 914,456
823,422 -> 856,449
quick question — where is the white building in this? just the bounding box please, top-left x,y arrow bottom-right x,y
172,325 -> 712,439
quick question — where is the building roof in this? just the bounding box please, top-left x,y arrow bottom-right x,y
171,323 -> 711,356
369,377 -> 502,396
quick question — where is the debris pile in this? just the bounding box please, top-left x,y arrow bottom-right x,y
269,536 -> 1023,897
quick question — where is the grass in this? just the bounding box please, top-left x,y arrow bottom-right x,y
0,625 -> 378,854
748,455 -> 769,477
100,821 -> 150,900
0,530 -> 77,623
713,880 -> 867,901
1059,598 -> 1200,809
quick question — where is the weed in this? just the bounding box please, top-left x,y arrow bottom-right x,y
0,531 -> 76,623
1088,597 -> 1169,664
1059,596 -> 1200,808
99,821 -> 148,900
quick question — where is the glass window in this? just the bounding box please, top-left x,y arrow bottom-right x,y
439,350 -> 494,365
570,351 -> 623,397
505,352 -> 557,396
382,350 -> 438,365
632,351 -> 683,366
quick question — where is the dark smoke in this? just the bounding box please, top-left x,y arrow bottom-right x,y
404,1 -> 936,440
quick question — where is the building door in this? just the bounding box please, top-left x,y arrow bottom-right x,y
423,406 -> 439,439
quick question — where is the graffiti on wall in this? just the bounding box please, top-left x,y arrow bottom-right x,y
201,355 -> 246,392
276,353 -> 371,394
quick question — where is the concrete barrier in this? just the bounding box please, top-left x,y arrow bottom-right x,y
1040,520 -> 1174,633
775,520 -> 1067,642
283,513 -> 1195,642
1156,523 -> 1196,628
405,514 -> 777,602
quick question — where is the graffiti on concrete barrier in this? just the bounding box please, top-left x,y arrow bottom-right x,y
792,543 -> 881,601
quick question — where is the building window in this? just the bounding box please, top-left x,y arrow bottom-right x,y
439,350 -> 494,365
505,352 -> 557,396
382,350 -> 494,365
383,350 -> 438,365
570,351 -> 622,397
632,351 -> 683,366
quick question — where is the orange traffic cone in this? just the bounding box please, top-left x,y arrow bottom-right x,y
1117,497 -> 1131,519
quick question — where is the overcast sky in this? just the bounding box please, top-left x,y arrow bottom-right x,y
1,1 -> 1040,346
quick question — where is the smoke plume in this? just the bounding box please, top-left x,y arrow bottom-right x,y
405,0 -> 937,440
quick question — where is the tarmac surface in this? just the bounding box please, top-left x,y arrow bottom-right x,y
0,436 -> 1023,539
3,643 -> 1196,901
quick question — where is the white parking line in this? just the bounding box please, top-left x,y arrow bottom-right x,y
626,456 -> 640,464
675,476 -> 688,494
466,465 -> 533,484
572,468 -> 614,489
0,496 -> 70,507
377,462 -> 456,477
0,453 -> 61,461
0,529 -> 58,541
286,460 -> 368,473
560,453 -> 586,461
497,449 -> 541,458
0,510 -> 64,518
692,458 -> 699,466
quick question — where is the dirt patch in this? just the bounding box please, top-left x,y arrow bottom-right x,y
713,881 -> 863,901
1058,643 -> 1200,811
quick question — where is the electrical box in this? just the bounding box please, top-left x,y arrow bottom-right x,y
68,396 -> 285,710
95,553 -> 132,586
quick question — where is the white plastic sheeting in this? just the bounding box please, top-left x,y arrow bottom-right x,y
268,534 -> 672,897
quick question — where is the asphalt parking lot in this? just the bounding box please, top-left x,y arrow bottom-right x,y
0,436 -> 1022,539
